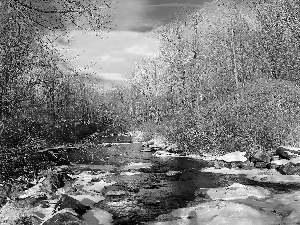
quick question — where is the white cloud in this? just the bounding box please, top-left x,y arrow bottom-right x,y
55,30 -> 160,84
96,73 -> 128,81
123,44 -> 156,56
100,54 -> 125,62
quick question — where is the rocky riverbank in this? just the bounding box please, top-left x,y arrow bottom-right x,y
2,132 -> 300,224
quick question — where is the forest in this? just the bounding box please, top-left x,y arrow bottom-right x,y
1,0 -> 300,179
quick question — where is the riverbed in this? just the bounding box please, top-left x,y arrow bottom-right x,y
65,141 -> 300,224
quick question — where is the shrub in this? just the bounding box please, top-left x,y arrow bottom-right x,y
163,78 -> 300,155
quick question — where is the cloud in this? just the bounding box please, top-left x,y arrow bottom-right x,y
55,30 -> 160,82
123,44 -> 156,56
112,0 -> 159,32
100,54 -> 125,62
96,73 -> 128,81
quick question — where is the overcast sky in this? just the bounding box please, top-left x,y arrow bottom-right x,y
56,0 -> 210,85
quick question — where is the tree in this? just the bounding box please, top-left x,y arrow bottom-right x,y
0,0 -> 113,146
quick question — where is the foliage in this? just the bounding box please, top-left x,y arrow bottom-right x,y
15,214 -> 33,225
0,0 -> 115,147
127,0 -> 300,155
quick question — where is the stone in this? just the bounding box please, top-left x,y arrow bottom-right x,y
147,140 -> 155,146
101,185 -> 127,196
255,162 -> 269,169
277,146 -> 300,158
30,215 -> 43,225
0,197 -> 6,207
149,146 -> 163,152
277,163 -> 300,175
238,161 -> 255,170
249,151 -> 271,164
41,173 -> 66,193
13,196 -> 47,208
276,147 -> 292,160
103,143 -> 112,147
105,190 -> 126,196
43,211 -> 88,225
0,183 -> 12,198
54,194 -> 91,216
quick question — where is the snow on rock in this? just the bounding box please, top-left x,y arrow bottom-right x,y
83,208 -> 113,225
121,162 -> 152,170
18,180 -> 46,199
0,202 -> 29,224
83,180 -> 116,194
147,136 -> 168,148
129,131 -> 145,142
247,172 -> 300,183
216,151 -> 247,162
271,159 -> 289,165
271,157 -> 300,166
41,209 -> 79,224
202,167 -> 300,184
202,167 -> 271,175
153,150 -> 180,157
266,191 -> 300,225
207,183 -> 270,200
120,171 -> 141,176
69,194 -> 105,207
149,201 -> 279,225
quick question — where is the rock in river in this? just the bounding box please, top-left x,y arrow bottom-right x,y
54,194 -> 91,216
43,211 -> 88,225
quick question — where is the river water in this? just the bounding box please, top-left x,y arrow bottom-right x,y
67,141 -> 299,224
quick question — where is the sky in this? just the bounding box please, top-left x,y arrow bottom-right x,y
55,0 -> 210,86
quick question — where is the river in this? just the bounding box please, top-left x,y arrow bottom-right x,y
66,139 -> 299,224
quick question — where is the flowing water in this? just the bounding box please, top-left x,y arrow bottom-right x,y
67,140 -> 299,224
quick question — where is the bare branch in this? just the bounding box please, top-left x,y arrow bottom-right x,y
13,0 -> 83,14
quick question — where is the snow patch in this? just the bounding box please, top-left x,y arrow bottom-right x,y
83,180 -> 116,193
207,183 -> 270,200
153,150 -> 180,157
149,201 -> 279,225
216,151 -> 247,162
120,171 -> 141,176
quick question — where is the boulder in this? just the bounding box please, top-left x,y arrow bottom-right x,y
249,152 -> 271,164
149,145 -> 163,152
277,162 -> 300,175
276,147 -> 292,160
54,194 -> 91,216
43,211 -> 88,225
254,162 -> 269,169
30,215 -> 43,225
101,185 -> 127,196
237,160 -> 255,170
41,172 -> 69,193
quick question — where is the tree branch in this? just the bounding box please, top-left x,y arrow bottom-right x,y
13,0 -> 82,14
